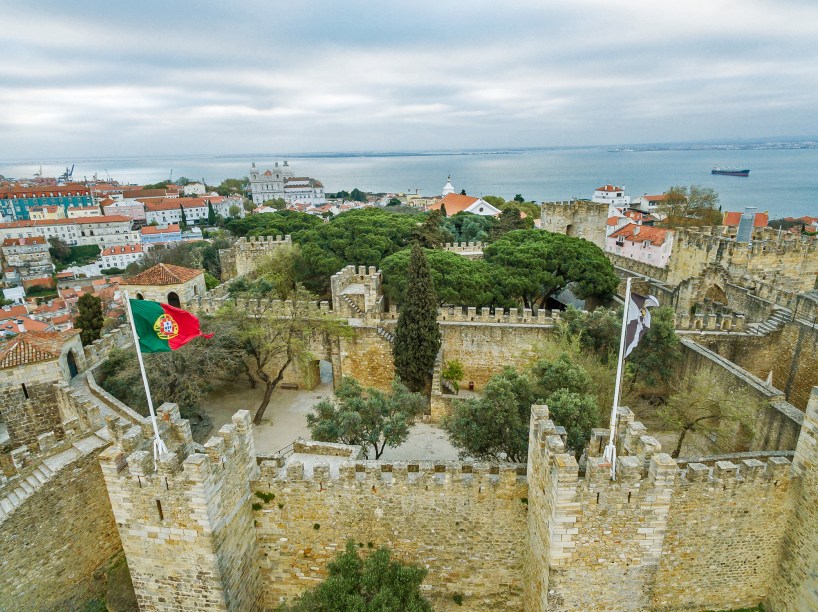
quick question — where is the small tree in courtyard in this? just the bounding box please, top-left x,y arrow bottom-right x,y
441,359 -> 464,393
393,244 -> 441,392
76,293 -> 104,345
307,377 -> 425,459
280,540 -> 431,611
443,368 -> 535,463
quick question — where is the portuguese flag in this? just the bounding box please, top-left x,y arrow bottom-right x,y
129,299 -> 213,353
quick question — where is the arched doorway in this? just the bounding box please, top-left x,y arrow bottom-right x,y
136,292 -> 144,300
66,351 -> 78,378
167,292 -> 181,308
565,224 -> 575,237
703,285 -> 728,305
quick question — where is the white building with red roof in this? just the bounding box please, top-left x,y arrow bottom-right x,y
606,223 -> 674,268
101,244 -> 145,270
593,184 -> 631,215
428,193 -> 502,217
0,216 -> 137,248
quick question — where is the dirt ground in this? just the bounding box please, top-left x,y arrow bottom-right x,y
629,396 -> 719,458
201,363 -> 460,461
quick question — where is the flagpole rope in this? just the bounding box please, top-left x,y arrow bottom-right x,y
123,290 -> 168,466
604,276 -> 632,480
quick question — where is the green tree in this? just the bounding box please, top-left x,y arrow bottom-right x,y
442,212 -> 495,243
658,185 -> 720,228
48,237 -> 71,263
440,203 -> 447,217
179,204 -> 188,230
441,359 -> 464,393
559,307 -> 621,362
349,188 -> 367,202
218,248 -> 350,424
76,293 -> 104,345
459,189 -> 467,196
513,194 -> 525,203
207,200 -> 216,225
387,197 -> 402,206
297,208 -> 420,296
482,195 -> 506,209
628,306 -> 682,389
411,209 -> 452,249
530,354 -> 601,454
490,208 -> 533,239
281,541 -> 431,612
443,368 -> 534,462
226,209 -> 322,239
228,204 -> 241,218
380,247 -> 500,307
659,370 -> 762,458
263,197 -> 288,211
393,244 -> 441,392
212,177 -> 249,197
483,230 -> 618,308
307,377 -> 425,459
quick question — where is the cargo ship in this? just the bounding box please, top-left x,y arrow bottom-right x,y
712,166 -> 750,177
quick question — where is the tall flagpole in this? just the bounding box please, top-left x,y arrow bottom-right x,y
123,291 -> 168,463
603,275 -> 632,480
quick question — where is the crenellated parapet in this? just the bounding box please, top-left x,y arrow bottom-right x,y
443,241 -> 485,258
330,265 -> 384,320
98,407 -> 263,611
382,303 -> 560,326
219,234 -> 293,281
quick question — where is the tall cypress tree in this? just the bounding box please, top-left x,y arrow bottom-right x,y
179,204 -> 188,230
207,200 -> 216,225
393,244 -> 441,392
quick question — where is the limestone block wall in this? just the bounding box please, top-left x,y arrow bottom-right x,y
219,235 -> 292,280
524,407 -> 797,612
124,274 -> 206,309
337,327 -> 394,390
678,338 -> 803,452
440,322 -> 553,391
0,442 -> 122,610
253,458 -> 528,610
98,406 -> 263,611
768,388 -> 818,611
540,200 -> 608,248
0,383 -> 63,449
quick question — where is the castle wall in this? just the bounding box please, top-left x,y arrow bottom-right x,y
525,407 -> 797,612
219,235 -> 292,280
768,388 -> 818,611
98,406 -> 263,611
337,328 -> 395,390
0,446 -> 122,611
124,275 -> 206,310
0,384 -> 63,449
252,458 -> 528,610
540,200 -> 608,248
440,322 -> 553,392
678,339 -> 803,452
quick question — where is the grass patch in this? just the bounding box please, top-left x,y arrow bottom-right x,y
254,491 -> 275,503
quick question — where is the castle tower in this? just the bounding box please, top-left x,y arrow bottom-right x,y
768,387 -> 818,610
98,406 -> 263,611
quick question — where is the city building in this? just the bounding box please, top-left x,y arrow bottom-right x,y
0,216 -> 138,248
100,244 -> 145,270
723,210 -> 769,228
144,198 -> 210,225
630,193 -> 667,214
0,184 -> 94,221
1,237 -> 54,281
101,198 -> 146,222
66,206 -> 102,219
182,183 -> 207,196
428,193 -> 502,217
120,263 -> 206,308
592,184 -> 631,215
140,223 -> 182,245
606,223 -> 674,268
249,162 -> 326,206
28,206 -> 65,221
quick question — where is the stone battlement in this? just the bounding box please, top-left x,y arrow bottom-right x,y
219,234 -> 293,280
263,458 -> 525,489
382,304 -> 560,326
236,234 -> 292,246
443,241 -> 485,258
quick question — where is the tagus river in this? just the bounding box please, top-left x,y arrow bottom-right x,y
2,146 -> 817,218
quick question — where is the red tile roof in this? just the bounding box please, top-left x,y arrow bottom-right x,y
121,263 -> 203,286
141,224 -> 180,235
101,244 -> 144,256
643,194 -> 668,202
609,223 -> 670,246
596,184 -> 624,192
428,193 -> 481,215
0,329 -> 78,367
143,198 -> 211,212
0,305 -> 29,319
722,211 -> 769,227
2,236 -> 47,246
0,185 -> 90,198
0,215 -> 131,229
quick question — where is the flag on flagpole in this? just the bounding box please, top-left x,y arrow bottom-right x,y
623,292 -> 659,358
129,299 -> 213,353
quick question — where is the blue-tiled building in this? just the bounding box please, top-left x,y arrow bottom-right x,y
0,185 -> 94,221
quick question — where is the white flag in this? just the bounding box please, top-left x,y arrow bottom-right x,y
623,292 -> 659,358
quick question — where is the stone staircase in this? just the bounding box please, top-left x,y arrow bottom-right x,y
441,377 -> 458,395
341,294 -> 365,317
376,326 -> 395,344
747,306 -> 793,336
0,432 -> 108,522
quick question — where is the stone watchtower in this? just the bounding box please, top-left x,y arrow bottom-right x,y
330,265 -> 384,321
98,406 -> 262,611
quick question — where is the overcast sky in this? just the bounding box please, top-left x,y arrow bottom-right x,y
2,0 -> 817,158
